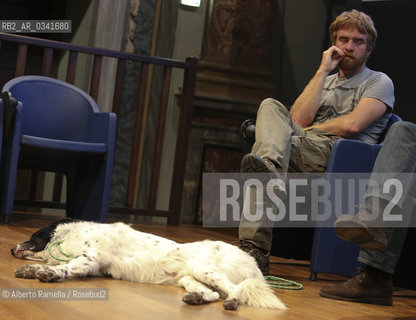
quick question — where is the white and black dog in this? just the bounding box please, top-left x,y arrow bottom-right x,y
11,219 -> 286,311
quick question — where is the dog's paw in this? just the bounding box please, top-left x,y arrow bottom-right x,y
223,297 -> 240,311
182,291 -> 206,305
15,264 -> 41,279
36,267 -> 61,283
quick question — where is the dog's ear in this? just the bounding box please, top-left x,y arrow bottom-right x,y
44,218 -> 73,232
28,218 -> 73,250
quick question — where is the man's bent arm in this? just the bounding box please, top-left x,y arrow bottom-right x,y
290,69 -> 328,127
307,97 -> 388,137
290,46 -> 345,127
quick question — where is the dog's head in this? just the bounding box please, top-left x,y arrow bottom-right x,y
11,218 -> 73,260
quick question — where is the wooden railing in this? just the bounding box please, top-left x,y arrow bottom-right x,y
0,32 -> 198,225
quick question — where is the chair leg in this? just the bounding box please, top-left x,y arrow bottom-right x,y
66,158 -> 110,222
1,214 -> 11,224
0,148 -> 20,219
310,271 -> 318,281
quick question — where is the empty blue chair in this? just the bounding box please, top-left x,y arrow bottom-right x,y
0,76 -> 117,223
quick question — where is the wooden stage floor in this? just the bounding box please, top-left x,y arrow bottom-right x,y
1,214 -> 415,320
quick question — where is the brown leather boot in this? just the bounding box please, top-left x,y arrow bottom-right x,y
334,203 -> 387,251
319,267 -> 393,306
239,240 -> 270,276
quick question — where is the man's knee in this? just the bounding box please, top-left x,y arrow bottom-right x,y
388,121 -> 416,140
258,98 -> 289,117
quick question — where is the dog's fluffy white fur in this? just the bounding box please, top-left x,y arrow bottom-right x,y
13,221 -> 286,310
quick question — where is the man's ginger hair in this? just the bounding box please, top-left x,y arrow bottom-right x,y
330,10 -> 377,51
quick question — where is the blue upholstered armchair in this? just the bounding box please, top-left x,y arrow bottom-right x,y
0,76 -> 117,223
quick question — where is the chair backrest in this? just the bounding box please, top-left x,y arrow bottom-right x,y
2,76 -> 99,141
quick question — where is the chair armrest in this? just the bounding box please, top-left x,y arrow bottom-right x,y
326,139 -> 382,173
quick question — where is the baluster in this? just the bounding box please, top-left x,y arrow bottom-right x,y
66,51 -> 78,84
41,47 -> 53,76
126,63 -> 150,208
90,54 -> 103,100
15,43 -> 28,76
112,59 -> 126,117
148,66 -> 172,210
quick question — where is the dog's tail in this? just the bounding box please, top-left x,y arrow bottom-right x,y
238,278 -> 287,310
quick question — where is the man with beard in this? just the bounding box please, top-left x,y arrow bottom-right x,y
238,10 -> 395,275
